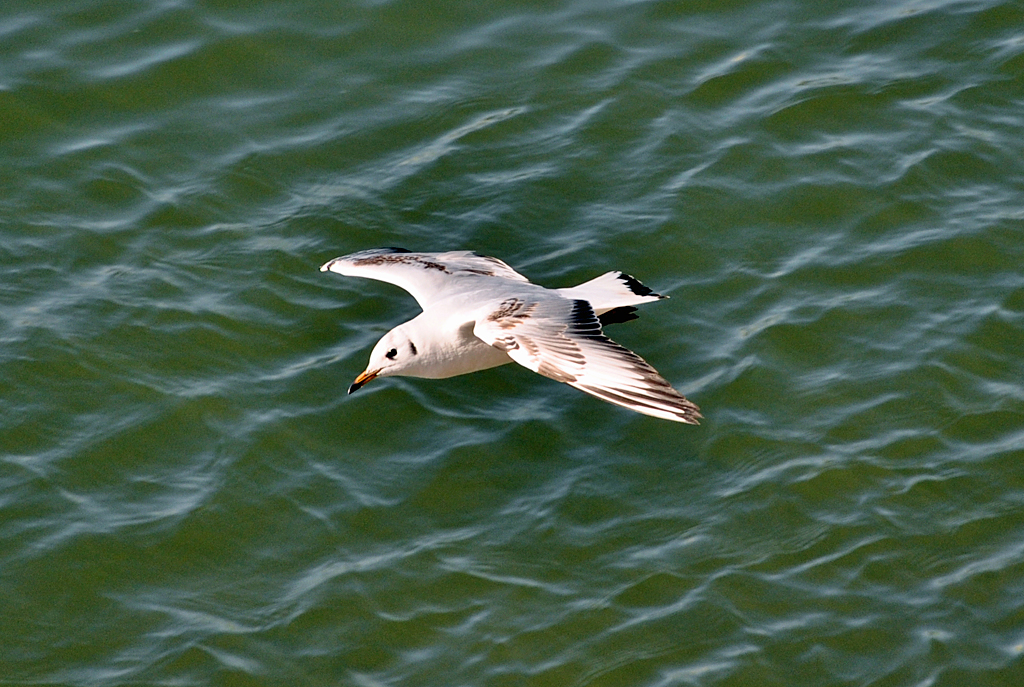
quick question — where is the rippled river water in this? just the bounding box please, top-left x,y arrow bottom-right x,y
3,0 -> 1024,684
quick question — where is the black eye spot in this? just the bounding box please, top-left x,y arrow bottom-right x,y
385,348 -> 398,360
409,342 -> 417,355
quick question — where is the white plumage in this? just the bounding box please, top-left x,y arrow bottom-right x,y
321,248 -> 701,424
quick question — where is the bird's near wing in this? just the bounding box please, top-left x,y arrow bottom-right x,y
320,248 -> 531,309
473,296 -> 701,424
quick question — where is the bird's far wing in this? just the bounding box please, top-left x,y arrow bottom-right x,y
320,248 -> 530,309
433,250 -> 531,284
473,296 -> 701,424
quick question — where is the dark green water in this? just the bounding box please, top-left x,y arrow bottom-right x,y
3,0 -> 1024,685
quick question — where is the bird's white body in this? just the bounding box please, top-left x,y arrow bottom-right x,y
389,308 -> 510,379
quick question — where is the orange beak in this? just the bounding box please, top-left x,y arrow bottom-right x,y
348,368 -> 380,394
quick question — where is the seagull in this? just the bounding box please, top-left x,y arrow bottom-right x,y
320,248 -> 701,424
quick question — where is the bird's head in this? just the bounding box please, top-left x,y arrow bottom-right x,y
348,325 -> 422,393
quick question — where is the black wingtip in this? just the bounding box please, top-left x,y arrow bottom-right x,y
617,273 -> 665,299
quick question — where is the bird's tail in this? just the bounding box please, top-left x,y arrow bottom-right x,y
556,271 -> 666,316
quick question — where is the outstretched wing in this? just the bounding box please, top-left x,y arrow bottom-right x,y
321,248 -> 531,309
473,296 -> 701,424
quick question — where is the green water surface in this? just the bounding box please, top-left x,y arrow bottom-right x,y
3,0 -> 1024,685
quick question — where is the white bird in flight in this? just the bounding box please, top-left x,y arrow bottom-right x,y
320,248 -> 701,424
